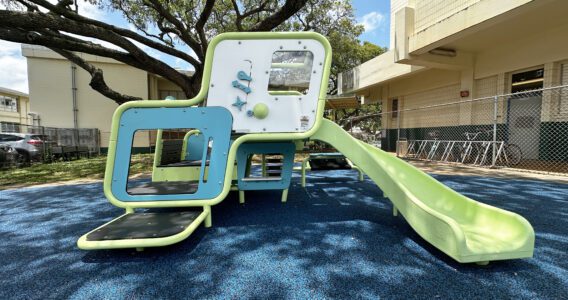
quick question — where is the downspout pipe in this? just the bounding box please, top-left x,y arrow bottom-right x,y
71,64 -> 79,146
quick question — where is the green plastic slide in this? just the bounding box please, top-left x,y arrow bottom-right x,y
311,119 -> 535,263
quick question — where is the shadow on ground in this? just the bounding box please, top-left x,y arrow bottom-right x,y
0,168 -> 567,299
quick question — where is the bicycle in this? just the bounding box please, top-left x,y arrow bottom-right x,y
457,129 -> 522,167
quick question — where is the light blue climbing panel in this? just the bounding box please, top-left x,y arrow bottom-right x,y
185,133 -> 205,161
236,142 -> 295,191
111,106 -> 233,202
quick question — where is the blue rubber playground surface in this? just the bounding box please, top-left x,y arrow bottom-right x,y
1,169 -> 567,299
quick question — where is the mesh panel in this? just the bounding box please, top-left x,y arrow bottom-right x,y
389,85 -> 568,175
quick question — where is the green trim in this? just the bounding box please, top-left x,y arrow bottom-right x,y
181,130 -> 201,160
152,129 -> 163,168
268,91 -> 304,96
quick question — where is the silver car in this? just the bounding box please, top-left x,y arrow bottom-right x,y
0,133 -> 46,163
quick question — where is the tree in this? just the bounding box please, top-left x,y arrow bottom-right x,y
0,0 -> 307,103
0,0 -> 382,106
329,40 -> 386,134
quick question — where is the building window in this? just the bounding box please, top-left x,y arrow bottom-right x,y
1,122 -> 20,133
392,99 -> 399,118
511,68 -> 543,93
0,96 -> 18,112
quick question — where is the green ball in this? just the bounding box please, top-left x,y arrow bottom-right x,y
253,103 -> 269,119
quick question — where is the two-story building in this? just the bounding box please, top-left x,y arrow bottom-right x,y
340,0 -> 568,167
0,87 -> 31,132
22,45 -> 189,152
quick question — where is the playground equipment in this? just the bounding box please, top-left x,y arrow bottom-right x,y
78,32 -> 534,264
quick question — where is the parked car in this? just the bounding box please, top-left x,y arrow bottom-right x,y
0,143 -> 18,168
0,133 -> 46,164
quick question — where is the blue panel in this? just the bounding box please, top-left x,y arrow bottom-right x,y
186,134 -> 205,161
111,107 -> 232,202
236,142 -> 295,191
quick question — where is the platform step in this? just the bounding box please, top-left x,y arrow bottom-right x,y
127,181 -> 199,195
86,211 -> 201,241
77,209 -> 210,250
242,177 -> 281,182
265,163 -> 283,167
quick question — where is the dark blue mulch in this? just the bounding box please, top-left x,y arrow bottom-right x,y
0,169 -> 567,299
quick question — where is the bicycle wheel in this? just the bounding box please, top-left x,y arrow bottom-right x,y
505,144 -> 522,166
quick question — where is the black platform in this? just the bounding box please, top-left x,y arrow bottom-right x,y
158,159 -> 210,167
127,181 -> 199,195
309,157 -> 352,170
86,211 -> 201,241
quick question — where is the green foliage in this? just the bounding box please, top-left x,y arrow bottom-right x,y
101,0 -> 385,93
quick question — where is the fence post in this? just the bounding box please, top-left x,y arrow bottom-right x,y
396,111 -> 401,157
492,95 -> 498,166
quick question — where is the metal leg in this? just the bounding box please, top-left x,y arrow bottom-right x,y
261,154 -> 267,177
281,189 -> 288,203
301,157 -> 309,188
204,205 -> 212,228
239,190 -> 245,204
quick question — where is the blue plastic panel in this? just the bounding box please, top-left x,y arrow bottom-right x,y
236,142 -> 295,190
111,106 -> 232,202
186,134 -> 205,161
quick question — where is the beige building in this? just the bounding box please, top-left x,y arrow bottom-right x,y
22,45 -> 187,151
0,87 -> 31,132
340,0 -> 568,163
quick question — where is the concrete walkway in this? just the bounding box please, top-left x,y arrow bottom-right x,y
404,158 -> 568,184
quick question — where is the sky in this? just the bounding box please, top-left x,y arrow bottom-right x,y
0,1 -> 390,94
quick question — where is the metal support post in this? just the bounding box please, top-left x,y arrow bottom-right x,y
492,96 -> 498,167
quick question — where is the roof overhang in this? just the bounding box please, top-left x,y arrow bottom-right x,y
325,95 -> 359,109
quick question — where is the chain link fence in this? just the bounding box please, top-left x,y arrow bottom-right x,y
0,124 -> 100,167
382,85 -> 568,175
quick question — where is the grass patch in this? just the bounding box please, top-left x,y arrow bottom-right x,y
0,154 -> 154,189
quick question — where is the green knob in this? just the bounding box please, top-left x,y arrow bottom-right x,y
253,103 -> 269,119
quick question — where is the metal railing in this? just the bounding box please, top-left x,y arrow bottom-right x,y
0,124 -> 100,167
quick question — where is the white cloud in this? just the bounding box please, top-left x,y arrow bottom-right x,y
0,40 -> 28,93
359,11 -> 385,32
77,1 -> 106,21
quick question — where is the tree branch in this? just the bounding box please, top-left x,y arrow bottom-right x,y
250,0 -> 308,31
0,9 -> 194,96
341,113 -> 381,131
49,48 -> 142,104
26,0 -> 200,67
195,0 -> 215,54
144,0 -> 204,60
